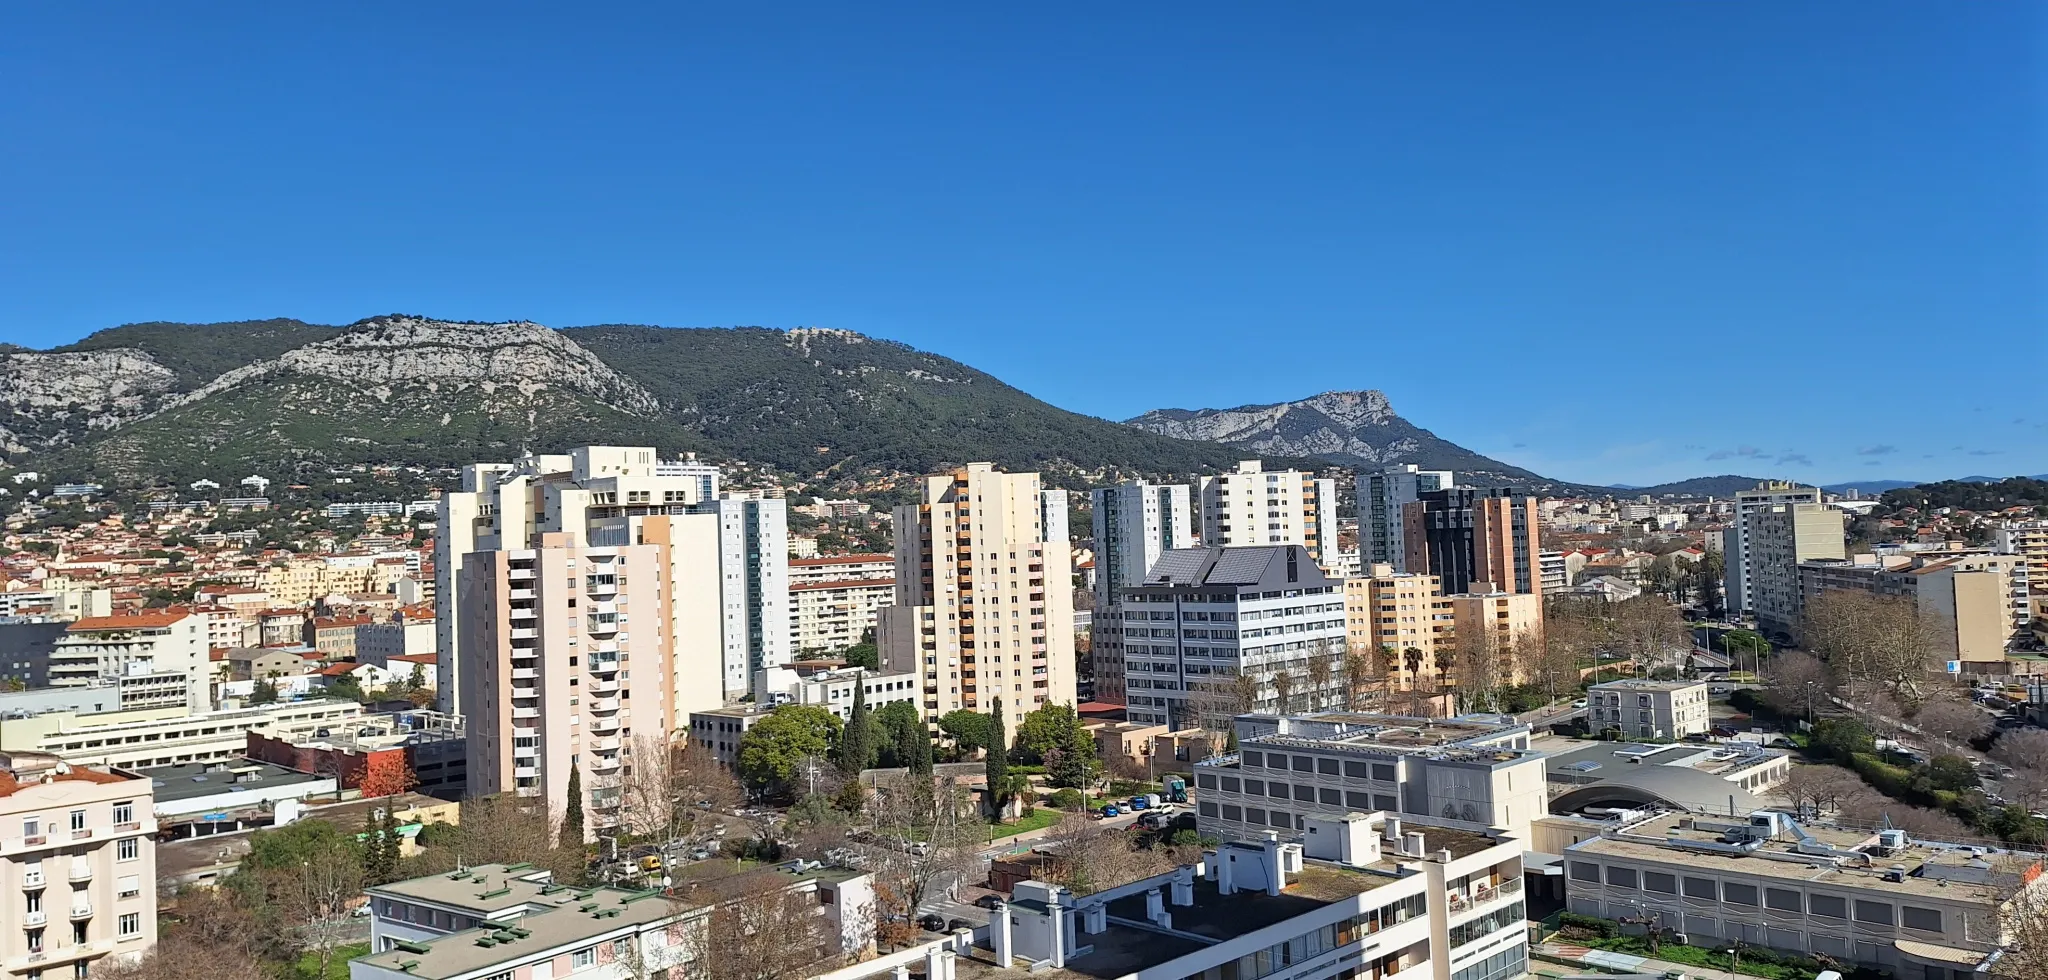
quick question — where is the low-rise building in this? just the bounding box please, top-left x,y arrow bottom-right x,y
782,666 -> 921,721
686,704 -> 775,768
137,758 -> 337,837
1542,739 -> 1791,814
1563,808 -> 2040,977
51,611 -> 210,709
1,700 -> 365,769
0,750 -> 159,974
1192,711 -> 1547,844
1584,679 -> 1711,739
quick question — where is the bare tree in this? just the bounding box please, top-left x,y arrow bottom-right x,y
1836,798 -> 1977,840
1993,729 -> 2048,772
866,775 -> 981,933
1993,865 -> 2048,978
682,878 -> 838,980
1189,671 -> 1259,750
1802,590 -> 1948,705
104,890 -> 267,980
619,735 -> 742,846
1304,642 -> 1339,713
1914,699 -> 1992,749
1770,764 -> 1865,821
1764,651 -> 1836,721
1452,623 -> 1512,713
1343,650 -> 1376,711
1034,812 -> 1172,896
1519,628 -> 1579,711
1607,596 -> 1691,675
265,844 -> 364,980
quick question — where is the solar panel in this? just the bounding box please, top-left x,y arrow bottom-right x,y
1207,549 -> 1275,585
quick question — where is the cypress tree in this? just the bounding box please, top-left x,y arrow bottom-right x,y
361,808 -> 390,884
838,677 -> 874,775
559,765 -> 585,850
379,808 -> 403,881
906,718 -> 934,777
983,697 -> 1008,817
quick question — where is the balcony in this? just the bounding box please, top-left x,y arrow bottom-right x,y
70,902 -> 92,920
588,714 -> 621,734
68,862 -> 91,882
512,667 -> 538,680
511,588 -> 536,601
590,755 -> 622,773
509,567 -> 536,581
22,910 -> 45,927
512,706 -> 541,720
590,677 -> 619,695
588,697 -> 619,713
590,736 -> 622,753
514,765 -> 539,779
510,628 -> 538,641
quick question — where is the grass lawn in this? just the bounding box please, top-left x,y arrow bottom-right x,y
987,809 -> 1065,841
1585,936 -> 1810,980
292,942 -> 371,980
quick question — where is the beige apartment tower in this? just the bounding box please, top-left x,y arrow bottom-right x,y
877,464 -> 1076,733
1342,564 -> 1453,691
1196,461 -> 1340,569
0,752 -> 159,976
1746,502 -> 1846,638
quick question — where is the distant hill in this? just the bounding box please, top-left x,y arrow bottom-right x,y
1126,390 -> 1555,488
1,317 -> 1275,487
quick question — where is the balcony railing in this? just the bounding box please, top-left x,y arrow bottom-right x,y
70,902 -> 92,919
69,863 -> 91,882
22,911 -> 45,927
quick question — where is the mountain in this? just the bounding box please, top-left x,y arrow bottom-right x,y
1126,390 -> 1551,487
3,317 -> 1271,487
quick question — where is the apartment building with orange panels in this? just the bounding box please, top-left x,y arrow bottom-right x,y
1342,564 -> 1454,692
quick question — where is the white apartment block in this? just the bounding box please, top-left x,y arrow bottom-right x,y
788,554 -> 896,656
1357,465 -> 1454,572
1585,679 -> 1711,739
1564,808 -> 2037,978
458,535 -> 674,840
1090,482 -> 1196,706
877,464 -> 1077,733
0,752 -> 160,977
1199,462 -> 1340,568
1116,546 -> 1348,729
784,666 -> 923,721
698,494 -> 792,700
50,613 -> 209,711
1194,711 -> 1547,845
1,701 -> 364,770
1722,481 -> 1823,617
1992,519 -> 2048,595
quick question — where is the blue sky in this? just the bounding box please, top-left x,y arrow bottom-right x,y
2,3 -> 2041,487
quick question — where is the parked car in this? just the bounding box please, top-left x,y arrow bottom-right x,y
1101,804 -> 1121,818
974,895 -> 1005,910
947,918 -> 973,933
1571,699 -> 1588,709
919,914 -> 947,933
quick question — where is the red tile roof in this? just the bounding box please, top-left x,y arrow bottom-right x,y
67,611 -> 190,632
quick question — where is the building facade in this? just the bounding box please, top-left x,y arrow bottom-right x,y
1089,481 -> 1197,705
1357,465 -> 1454,572
1114,546 -> 1347,729
1401,490 -> 1541,597
876,464 -> 1077,734
1722,482 -> 1824,617
1798,551 -> 2033,666
1342,565 -> 1452,692
787,554 -> 896,657
1197,462 -> 1340,567
1746,502 -> 1846,639
1584,679 -> 1711,739
0,751 -> 159,977
50,613 -> 209,710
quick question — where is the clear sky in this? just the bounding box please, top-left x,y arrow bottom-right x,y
2,3 -> 2042,487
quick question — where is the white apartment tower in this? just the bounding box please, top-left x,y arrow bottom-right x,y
876,464 -> 1077,733
1089,482 -> 1195,704
1720,481 -> 1823,617
703,493 -> 793,700
1358,464 -> 1454,571
1197,461 -> 1341,568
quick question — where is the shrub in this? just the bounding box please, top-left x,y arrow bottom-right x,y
1047,788 -> 1085,810
1558,912 -> 1616,938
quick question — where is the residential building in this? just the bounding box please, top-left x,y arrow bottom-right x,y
653,452 -> 722,500
1341,565 -> 1452,692
1536,551 -> 1568,595
1722,481 -> 1824,617
1992,519 -> 2048,594
902,819 -> 1526,980
1447,588 -> 1544,660
353,862 -> 875,980
1198,461 -> 1340,568
1191,710 -> 1547,844
0,700 -> 364,769
1798,551 -> 2033,666
876,463 -> 1077,733
0,751 -> 159,975
1357,465 -> 1454,572
50,612 -> 209,709
1090,481 -> 1197,705
685,704 -> 774,769
1402,489 -> 1541,597
1562,807 -> 2040,977
356,612 -> 437,666
783,666 -> 923,721
787,554 -> 895,656
1584,678 -> 1711,739
1746,502 -> 1847,638
458,534 -> 672,838
1112,546 -> 1346,729
0,619 -> 68,690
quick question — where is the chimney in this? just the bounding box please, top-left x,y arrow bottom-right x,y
1383,817 -> 1403,842
1263,832 -> 1286,896
991,900 -> 1013,967
1404,832 -> 1426,857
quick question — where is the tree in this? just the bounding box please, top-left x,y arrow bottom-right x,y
1995,867 -> 2048,978
841,638 -> 880,672
1771,764 -> 1866,820
736,704 -> 844,793
96,891 -> 266,980
249,677 -> 280,704
873,700 -> 926,769
1696,551 -> 1725,618
1343,650 -> 1377,710
938,709 -> 992,755
1993,729 -> 2048,772
1272,670 -> 1298,715
559,764 -> 586,849
1811,717 -> 1876,760
618,735 -> 741,845
984,697 -> 1010,816
264,842 -> 364,980
1916,699 -> 1992,748
836,678 -> 877,775
1912,755 -> 1980,794
867,774 -> 982,938
1304,642 -> 1340,713
1764,651 -> 1835,721
1034,812 -> 1172,896
362,807 -> 397,885
1607,596 -> 1690,675
1015,703 -> 1091,763
679,877 -> 838,980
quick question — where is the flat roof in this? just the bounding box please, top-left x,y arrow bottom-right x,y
1588,679 -> 1706,692
355,882 -> 683,980
138,760 -> 328,804
1570,811 -> 2031,904
1231,712 -> 1533,765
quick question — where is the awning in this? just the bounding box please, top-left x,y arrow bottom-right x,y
1523,850 -> 1567,876
1894,939 -> 1988,967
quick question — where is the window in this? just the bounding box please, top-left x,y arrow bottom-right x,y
1346,791 -> 1371,809
1199,802 -> 1219,817
1317,758 -> 1340,775
1372,763 -> 1396,781
1723,883 -> 1759,907
1291,755 -> 1313,772
24,817 -> 39,837
1244,808 -> 1266,825
1222,805 -> 1242,821
1221,777 -> 1241,792
1642,872 -> 1676,894
1605,866 -> 1636,888
572,948 -> 597,969
1809,894 -> 1848,920
1293,784 -> 1315,802
1197,773 -> 1218,790
119,913 -> 140,938
69,810 -> 85,832
1244,779 -> 1264,795
112,802 -> 133,825
1242,751 -> 1263,768
1568,861 -> 1600,882
1902,906 -> 1943,932
117,876 -> 140,899
1344,761 -> 1368,778
1268,782 -> 1290,799
1854,900 -> 1894,926
117,838 -> 138,862
1765,887 -> 1801,912
1683,877 -> 1716,900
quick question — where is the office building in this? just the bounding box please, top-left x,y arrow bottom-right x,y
1747,502 -> 1847,638
1358,465 -> 1454,571
1402,490 -> 1541,597
1193,711 -> 1546,844
877,464 -> 1077,733
787,554 -> 896,656
1798,551 -> 2032,666
0,751 -> 159,975
50,612 -> 210,710
1342,565 -> 1453,692
1198,462 -> 1341,568
1090,481 -> 1196,705
459,534 -> 675,839
1584,679 -> 1711,739
1722,481 -> 1824,617
1113,546 -> 1347,729
1,700 -> 364,770
1563,808 -> 2039,977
